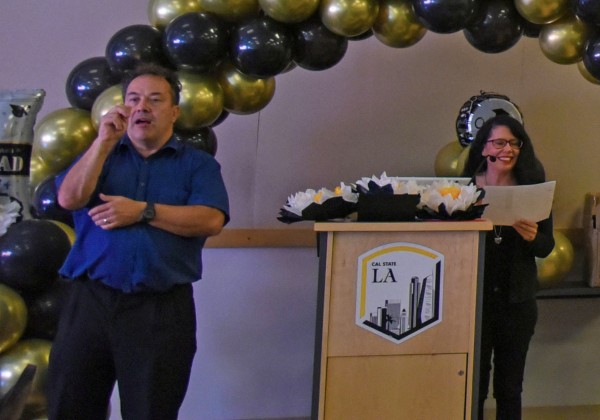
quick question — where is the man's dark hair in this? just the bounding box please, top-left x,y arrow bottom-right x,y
121,63 -> 181,105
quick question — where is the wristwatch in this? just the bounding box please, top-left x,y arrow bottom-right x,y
141,202 -> 155,223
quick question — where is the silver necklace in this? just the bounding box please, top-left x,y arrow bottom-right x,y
493,226 -> 502,244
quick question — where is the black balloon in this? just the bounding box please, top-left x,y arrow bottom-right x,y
583,34 -> 600,80
22,277 -> 71,340
230,16 -> 294,78
176,127 -> 218,156
164,12 -> 229,73
31,176 -> 74,227
349,29 -> 374,41
65,57 -> 120,111
106,24 -> 170,77
0,219 -> 71,293
522,20 -> 543,38
211,109 -> 229,127
293,16 -> 348,71
463,0 -> 523,53
412,0 -> 480,34
575,0 -> 600,26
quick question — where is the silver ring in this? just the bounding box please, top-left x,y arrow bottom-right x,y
103,218 -> 108,225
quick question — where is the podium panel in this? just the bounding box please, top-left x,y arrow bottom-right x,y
312,221 -> 492,420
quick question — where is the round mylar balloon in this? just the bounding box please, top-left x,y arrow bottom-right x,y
217,61 -> 276,115
211,109 -> 230,127
90,84 -> 123,130
537,230 -> 574,287
412,0 -> 479,34
464,0 -> 523,54
0,338 -> 52,419
105,24 -> 170,77
177,126 -> 218,156
0,284 -> 27,354
198,0 -> 260,22
259,0 -> 319,23
22,278 -> 70,341
319,0 -> 380,38
373,0 -> 428,48
176,71 -> 224,131
539,15 -> 590,65
434,141 -> 466,177
65,57 -> 119,111
0,219 -> 70,293
148,0 -> 202,30
163,12 -> 229,73
514,0 -> 570,25
292,15 -> 349,71
577,59 -> 600,84
230,16 -> 293,78
33,108 -> 96,175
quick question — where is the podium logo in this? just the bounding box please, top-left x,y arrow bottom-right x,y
356,242 -> 444,344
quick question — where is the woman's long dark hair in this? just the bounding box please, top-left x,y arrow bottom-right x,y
461,115 -> 545,185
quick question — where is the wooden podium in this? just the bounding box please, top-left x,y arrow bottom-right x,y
312,220 -> 492,420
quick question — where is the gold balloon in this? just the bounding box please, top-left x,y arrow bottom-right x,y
258,0 -> 320,23
577,60 -> 600,85
373,0 -> 427,48
148,0 -> 202,30
514,0 -> 570,25
536,230 -> 575,288
434,141 -> 467,177
217,61 -> 276,115
198,0 -> 260,21
539,14 -> 591,65
49,220 -> 76,246
0,284 -> 27,354
320,0 -> 380,37
176,71 -> 224,131
33,108 -> 97,175
29,154 -> 59,195
0,339 -> 52,419
91,84 -> 123,130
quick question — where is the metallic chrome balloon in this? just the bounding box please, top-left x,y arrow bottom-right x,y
30,175 -> 74,226
539,14 -> 590,64
319,0 -> 380,37
230,16 -> 293,78
198,0 -> 260,21
583,34 -> 600,80
65,57 -> 119,111
176,126 -> 218,156
216,61 -> 275,115
258,0 -> 319,23
514,0 -> 570,25
0,89 -> 46,222
373,0 -> 427,48
577,59 -> 600,84
574,0 -> 600,26
0,284 -> 27,354
163,12 -> 229,73
537,231 -> 574,287
0,339 -> 52,419
148,0 -> 202,30
29,154 -> 58,198
90,84 -> 123,130
176,71 -> 224,131
33,108 -> 97,175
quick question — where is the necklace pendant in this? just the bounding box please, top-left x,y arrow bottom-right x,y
494,237 -> 502,245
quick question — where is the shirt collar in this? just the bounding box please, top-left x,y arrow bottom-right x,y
117,133 -> 183,155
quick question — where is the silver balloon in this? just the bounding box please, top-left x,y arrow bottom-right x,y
0,90 -> 46,222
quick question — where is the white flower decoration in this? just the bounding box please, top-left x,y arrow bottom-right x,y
0,197 -> 21,236
418,180 -> 481,215
282,183 -> 358,216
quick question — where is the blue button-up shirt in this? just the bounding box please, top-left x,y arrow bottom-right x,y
57,135 -> 229,293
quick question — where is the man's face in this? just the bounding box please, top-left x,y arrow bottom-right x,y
124,75 -> 180,144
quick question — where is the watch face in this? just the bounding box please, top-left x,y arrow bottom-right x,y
143,203 -> 155,221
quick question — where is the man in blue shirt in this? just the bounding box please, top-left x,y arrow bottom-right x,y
47,63 -> 229,420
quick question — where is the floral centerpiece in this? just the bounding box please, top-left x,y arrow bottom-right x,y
416,179 -> 487,220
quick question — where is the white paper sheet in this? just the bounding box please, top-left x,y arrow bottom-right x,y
481,181 -> 556,226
